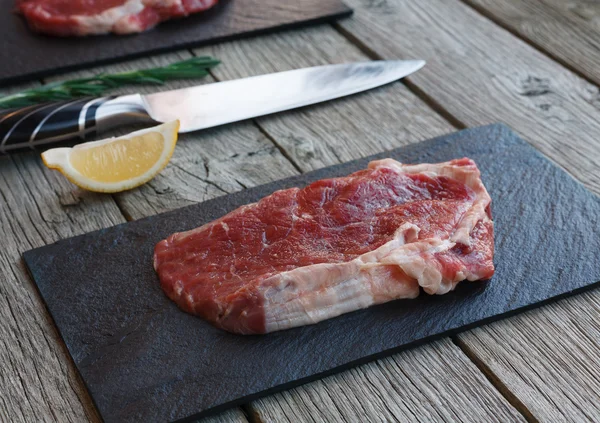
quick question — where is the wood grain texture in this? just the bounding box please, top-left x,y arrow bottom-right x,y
119,121 -> 295,219
198,409 -> 249,423
251,339 -> 526,423
458,290 -> 600,421
0,82 -> 106,423
337,0 -> 600,419
193,27 -> 523,422
199,26 -> 453,172
464,0 -> 600,86
0,149 -> 123,422
339,0 -> 600,196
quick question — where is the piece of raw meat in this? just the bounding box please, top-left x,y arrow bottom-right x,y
154,158 -> 495,334
16,0 -> 219,36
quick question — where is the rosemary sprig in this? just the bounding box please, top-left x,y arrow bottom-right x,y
0,56 -> 220,109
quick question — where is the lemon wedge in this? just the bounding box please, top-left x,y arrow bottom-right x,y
42,120 -> 180,193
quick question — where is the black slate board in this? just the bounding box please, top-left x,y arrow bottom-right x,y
23,124 -> 600,422
0,0 -> 352,86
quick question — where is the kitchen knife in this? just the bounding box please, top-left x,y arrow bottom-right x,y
0,60 -> 425,154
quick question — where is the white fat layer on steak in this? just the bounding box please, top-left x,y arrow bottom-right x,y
62,0 -> 146,35
252,159 -> 492,333
51,0 -> 209,35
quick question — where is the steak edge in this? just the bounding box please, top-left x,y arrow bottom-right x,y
154,158 -> 495,334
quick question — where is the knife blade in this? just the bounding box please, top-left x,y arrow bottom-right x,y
0,60 -> 424,153
142,60 -> 425,132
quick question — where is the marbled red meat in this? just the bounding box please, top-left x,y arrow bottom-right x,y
154,158 -> 495,334
16,0 -> 218,36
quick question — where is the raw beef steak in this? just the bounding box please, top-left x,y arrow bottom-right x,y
154,158 -> 495,334
16,0 -> 219,36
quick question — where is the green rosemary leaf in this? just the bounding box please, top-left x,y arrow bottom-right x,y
0,57 -> 220,109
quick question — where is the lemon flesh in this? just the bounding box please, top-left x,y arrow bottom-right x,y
70,132 -> 164,183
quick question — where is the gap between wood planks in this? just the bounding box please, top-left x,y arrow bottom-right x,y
240,404 -> 260,423
459,0 -> 600,89
331,23 -> 468,130
451,337 -> 539,423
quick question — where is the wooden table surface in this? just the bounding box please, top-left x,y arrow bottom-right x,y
2,1 -> 600,422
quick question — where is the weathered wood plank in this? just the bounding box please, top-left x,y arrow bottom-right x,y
199,409 -> 249,423
336,0 -> 600,419
201,26 -> 453,172
339,0 -> 600,195
544,0 -> 600,27
0,138 -> 124,422
117,122 -> 293,219
464,0 -> 600,86
194,26 -> 523,421
251,339 -> 526,423
0,82 -> 109,423
458,290 -> 600,422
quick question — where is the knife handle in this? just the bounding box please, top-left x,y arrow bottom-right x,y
0,94 -> 155,154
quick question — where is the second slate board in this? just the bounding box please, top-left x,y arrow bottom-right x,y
0,0 -> 352,85
24,124 -> 600,422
